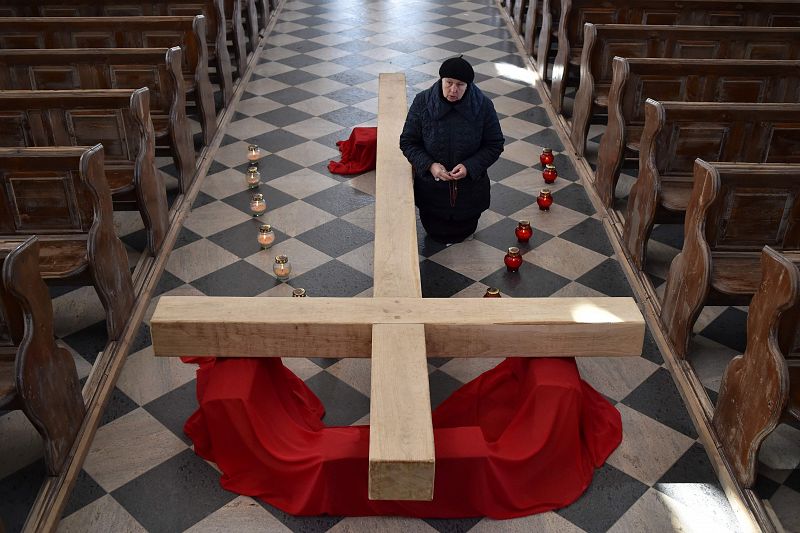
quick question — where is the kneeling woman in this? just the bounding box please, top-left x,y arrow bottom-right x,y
399,56 -> 504,244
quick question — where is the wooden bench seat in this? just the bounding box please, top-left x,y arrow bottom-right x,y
0,236 -> 85,476
713,246 -> 800,489
622,100 -> 800,271
0,47 -> 196,193
0,16 -> 217,145
0,89 -> 169,256
0,145 -> 134,340
570,24 -> 800,157
593,58 -> 800,207
660,161 -> 800,359
0,0 -> 235,104
547,1 -> 800,114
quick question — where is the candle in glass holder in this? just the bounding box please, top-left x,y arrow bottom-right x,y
257,224 -> 275,249
542,164 -> 558,184
540,147 -> 554,166
292,287 -> 306,297
483,287 -> 501,298
247,144 -> 261,162
273,255 -> 291,281
515,220 -> 532,243
250,193 -> 266,216
504,247 -> 522,273
537,188 -> 553,211
245,165 -> 261,189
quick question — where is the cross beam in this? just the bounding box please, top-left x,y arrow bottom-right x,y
150,73 -> 645,502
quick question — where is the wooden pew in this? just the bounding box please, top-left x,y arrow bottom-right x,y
224,0 -> 249,76
0,146 -> 134,341
569,24 -> 800,149
622,100 -> 800,271
0,16 -> 217,145
660,161 -> 800,359
0,89 -> 169,257
592,58 -> 800,207
547,2 -> 800,113
0,47 -> 196,192
0,0 -> 235,104
713,245 -> 800,489
0,236 -> 85,476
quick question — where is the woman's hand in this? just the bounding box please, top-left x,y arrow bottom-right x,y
430,162 -> 454,181
448,164 -> 467,180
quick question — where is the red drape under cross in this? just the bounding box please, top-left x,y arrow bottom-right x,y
182,356 -> 622,519
327,127 -> 378,175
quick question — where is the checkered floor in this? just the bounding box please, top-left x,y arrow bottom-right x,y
1,0 -> 799,531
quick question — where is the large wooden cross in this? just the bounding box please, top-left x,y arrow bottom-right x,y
151,73 -> 645,501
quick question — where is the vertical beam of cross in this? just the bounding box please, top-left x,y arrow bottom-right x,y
368,73 -> 435,501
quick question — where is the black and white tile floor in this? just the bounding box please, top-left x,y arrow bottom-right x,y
1,0 -> 799,531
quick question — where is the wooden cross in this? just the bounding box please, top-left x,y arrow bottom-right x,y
151,73 -> 645,501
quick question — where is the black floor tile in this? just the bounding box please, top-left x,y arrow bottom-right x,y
289,260 -> 373,297
474,217 -> 554,253
419,260 -> 476,297
303,183 -> 375,217
99,388 -> 140,427
480,262 -> 570,297
559,218 -> 613,256
220,184 -> 297,213
550,183 -> 595,216
144,379 -> 199,445
191,261 -> 276,297
489,183 -> 536,216
61,470 -> 107,519
112,449 -> 237,533
304,371 -> 370,426
622,368 -> 699,439
576,259 -> 633,297
207,219 -> 289,259
698,308 -> 749,354
0,460 -> 46,533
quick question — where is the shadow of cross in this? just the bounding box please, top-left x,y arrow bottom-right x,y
150,73 -> 646,503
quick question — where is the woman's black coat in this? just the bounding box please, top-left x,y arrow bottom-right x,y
399,80 -> 504,220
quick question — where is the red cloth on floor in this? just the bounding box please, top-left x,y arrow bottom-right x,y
183,357 -> 621,518
327,127 -> 378,175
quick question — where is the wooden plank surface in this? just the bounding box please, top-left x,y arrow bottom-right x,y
368,323 -> 434,500
150,296 -> 645,358
373,73 -> 419,299
369,72 -> 431,500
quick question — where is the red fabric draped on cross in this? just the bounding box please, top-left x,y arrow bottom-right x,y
327,127 -> 378,175
182,356 -> 621,518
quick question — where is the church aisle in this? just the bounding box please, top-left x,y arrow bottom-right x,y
3,0 -> 797,531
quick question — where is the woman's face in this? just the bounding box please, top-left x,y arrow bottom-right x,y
442,77 -> 468,102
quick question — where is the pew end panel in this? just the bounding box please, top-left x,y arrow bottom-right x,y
0,145 -> 135,340
713,246 -> 800,488
0,236 -> 85,475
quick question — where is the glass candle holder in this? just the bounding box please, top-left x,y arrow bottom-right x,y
542,164 -> 558,184
273,255 -> 291,281
292,287 -> 306,297
250,193 -> 266,217
504,247 -> 522,273
537,188 -> 553,211
258,224 -> 275,249
515,220 -> 532,243
483,287 -> 501,298
245,165 -> 261,189
540,147 -> 554,166
247,144 -> 261,162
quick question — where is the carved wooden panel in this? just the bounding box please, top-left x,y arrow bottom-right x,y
766,128 -> 800,164
745,43 -> 792,60
142,31 -> 186,49
62,111 -> 132,162
634,78 -> 684,120
29,67 -> 80,91
69,32 -> 115,49
713,190 -> 794,248
596,42 -> 647,78
2,172 -> 86,233
0,114 -> 33,147
664,126 -> 729,175
716,79 -> 766,102
639,10 -> 679,25
705,12 -> 746,26
0,34 -> 44,48
39,7 -> 81,16
110,67 -> 164,108
768,14 -> 800,26
102,6 -> 146,17
673,41 -> 719,59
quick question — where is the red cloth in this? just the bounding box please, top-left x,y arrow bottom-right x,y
327,127 -> 378,175
183,357 -> 621,518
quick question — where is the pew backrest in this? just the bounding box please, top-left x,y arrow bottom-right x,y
0,145 -> 134,339
622,101 -> 800,270
0,88 -> 168,254
0,16 -> 216,144
592,58 -> 800,206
